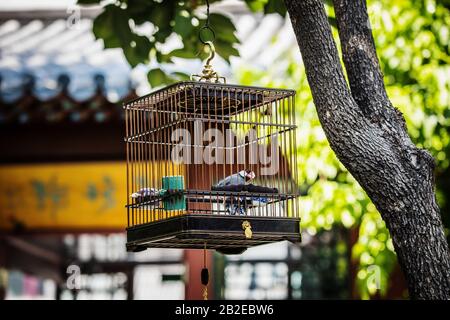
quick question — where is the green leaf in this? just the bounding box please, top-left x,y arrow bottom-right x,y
127,0 -> 155,25
123,46 -> 141,67
132,35 -> 153,64
174,11 -> 194,38
148,68 -> 170,87
147,69 -> 190,87
154,28 -> 173,43
148,1 -> 176,42
168,48 -> 198,59
264,0 -> 287,16
208,13 -> 237,34
243,0 -> 286,16
205,13 -> 240,61
93,5 -> 132,48
93,5 -> 153,67
155,51 -> 171,63
215,27 -> 240,44
244,0 -> 268,12
214,39 -> 239,63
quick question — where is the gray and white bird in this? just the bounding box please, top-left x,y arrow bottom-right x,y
214,169 -> 255,187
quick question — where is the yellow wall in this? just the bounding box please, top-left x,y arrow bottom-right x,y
0,162 -> 127,231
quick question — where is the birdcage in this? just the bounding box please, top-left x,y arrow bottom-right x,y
124,38 -> 301,255
121,3 -> 304,300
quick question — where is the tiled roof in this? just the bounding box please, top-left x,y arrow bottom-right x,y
0,18 -> 134,102
0,4 -> 298,124
0,16 -> 136,124
0,73 -> 137,124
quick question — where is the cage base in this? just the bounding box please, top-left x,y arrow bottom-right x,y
126,214 -> 301,254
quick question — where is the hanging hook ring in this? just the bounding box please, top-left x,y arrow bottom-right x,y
199,25 -> 215,45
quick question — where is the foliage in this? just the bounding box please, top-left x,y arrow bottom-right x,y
77,0 -> 240,86
77,0 -> 286,84
81,0 -> 450,299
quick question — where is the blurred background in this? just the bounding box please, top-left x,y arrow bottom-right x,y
0,0 -> 448,300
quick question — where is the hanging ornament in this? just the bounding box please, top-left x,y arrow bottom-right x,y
201,243 -> 209,300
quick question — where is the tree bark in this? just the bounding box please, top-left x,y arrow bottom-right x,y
284,0 -> 450,299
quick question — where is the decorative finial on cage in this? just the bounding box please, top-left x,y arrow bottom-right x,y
191,0 -> 226,83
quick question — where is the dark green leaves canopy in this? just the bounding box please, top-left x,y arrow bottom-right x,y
78,0 -> 243,84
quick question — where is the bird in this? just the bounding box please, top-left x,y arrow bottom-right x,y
214,169 -> 255,188
130,187 -> 159,199
213,170 -> 255,215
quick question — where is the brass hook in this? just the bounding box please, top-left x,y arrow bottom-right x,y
204,41 -> 215,67
191,41 -> 225,83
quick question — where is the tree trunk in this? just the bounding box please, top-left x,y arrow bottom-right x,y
284,0 -> 450,299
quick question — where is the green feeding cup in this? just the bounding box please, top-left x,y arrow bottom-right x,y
162,175 -> 186,210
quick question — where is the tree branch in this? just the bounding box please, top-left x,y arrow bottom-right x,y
333,0 -> 388,114
282,0 -> 375,156
283,0 -> 386,171
332,0 -> 414,147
